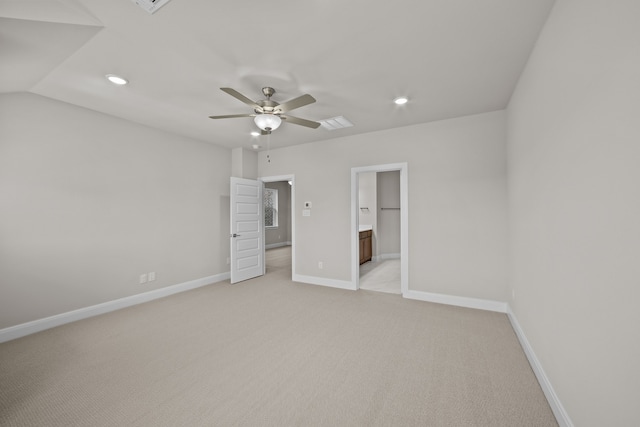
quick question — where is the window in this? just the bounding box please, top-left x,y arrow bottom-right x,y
264,188 -> 278,228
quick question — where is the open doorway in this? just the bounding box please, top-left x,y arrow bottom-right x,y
358,171 -> 401,293
260,175 -> 294,279
351,163 -> 408,294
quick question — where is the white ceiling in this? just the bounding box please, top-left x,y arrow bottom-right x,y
0,0 -> 555,150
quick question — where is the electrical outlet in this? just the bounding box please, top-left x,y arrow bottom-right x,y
139,273 -> 148,284
148,272 -> 156,281
318,261 -> 323,269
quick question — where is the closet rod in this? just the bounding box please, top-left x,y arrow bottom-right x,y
380,207 -> 400,210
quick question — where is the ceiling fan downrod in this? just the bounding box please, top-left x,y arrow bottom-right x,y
262,87 -> 275,99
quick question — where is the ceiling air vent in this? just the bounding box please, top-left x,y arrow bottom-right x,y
319,116 -> 354,131
131,0 -> 172,14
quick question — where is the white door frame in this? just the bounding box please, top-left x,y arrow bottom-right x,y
259,174 -> 295,281
351,163 -> 408,294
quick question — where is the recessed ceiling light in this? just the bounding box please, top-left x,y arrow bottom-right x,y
106,74 -> 128,85
394,96 -> 408,105
250,131 -> 260,137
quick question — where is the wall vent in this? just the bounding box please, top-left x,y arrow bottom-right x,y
319,116 -> 354,131
131,0 -> 172,14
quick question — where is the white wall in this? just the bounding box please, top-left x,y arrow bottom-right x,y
258,110 -> 508,301
507,0 -> 640,425
358,172 -> 376,228
377,171 -> 401,257
231,147 -> 258,179
0,93 -> 232,329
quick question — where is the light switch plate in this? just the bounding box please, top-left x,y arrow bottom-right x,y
303,209 -> 311,217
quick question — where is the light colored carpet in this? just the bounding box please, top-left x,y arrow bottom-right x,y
0,257 -> 557,426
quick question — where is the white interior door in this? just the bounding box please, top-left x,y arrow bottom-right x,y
230,177 -> 264,284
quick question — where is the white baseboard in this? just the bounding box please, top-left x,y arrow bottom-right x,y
507,306 -> 573,427
291,275 -> 505,312
265,241 -> 292,250
293,273 -> 356,291
0,271 -> 231,344
372,253 -> 401,262
403,289 -> 507,313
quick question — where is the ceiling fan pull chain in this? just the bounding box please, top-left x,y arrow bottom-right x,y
267,133 -> 271,163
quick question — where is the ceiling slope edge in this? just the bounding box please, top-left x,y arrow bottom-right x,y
0,0 -> 103,27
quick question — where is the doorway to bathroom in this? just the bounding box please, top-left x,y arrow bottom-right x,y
358,170 -> 401,293
351,163 -> 408,294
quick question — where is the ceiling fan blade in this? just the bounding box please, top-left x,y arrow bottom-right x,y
274,94 -> 316,113
220,88 -> 262,111
208,114 -> 255,119
282,115 -> 321,129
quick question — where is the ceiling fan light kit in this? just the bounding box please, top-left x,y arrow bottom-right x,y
254,114 -> 282,131
209,86 -> 321,134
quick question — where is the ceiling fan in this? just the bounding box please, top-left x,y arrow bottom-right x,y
209,87 -> 321,134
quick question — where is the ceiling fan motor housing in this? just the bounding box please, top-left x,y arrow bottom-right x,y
255,99 -> 279,115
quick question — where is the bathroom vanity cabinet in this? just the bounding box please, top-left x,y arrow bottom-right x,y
359,230 -> 372,265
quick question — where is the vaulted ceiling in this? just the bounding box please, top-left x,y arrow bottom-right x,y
0,0 -> 555,150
